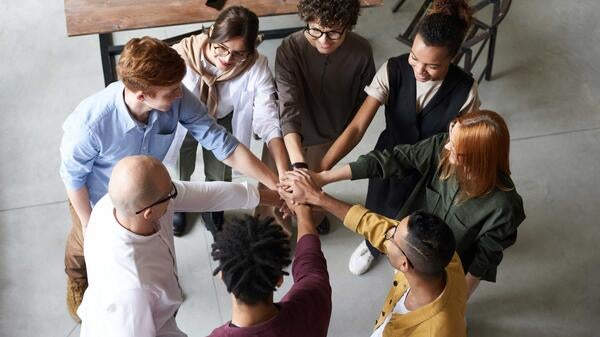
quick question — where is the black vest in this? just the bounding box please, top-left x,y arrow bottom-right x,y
365,54 -> 474,219
378,53 -> 474,150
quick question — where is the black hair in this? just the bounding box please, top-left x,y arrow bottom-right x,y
211,216 -> 291,305
208,6 -> 259,53
297,0 -> 361,28
405,211 -> 455,277
417,0 -> 473,57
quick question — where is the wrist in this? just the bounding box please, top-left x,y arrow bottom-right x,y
309,190 -> 327,206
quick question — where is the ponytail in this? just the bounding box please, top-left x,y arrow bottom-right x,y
417,0 -> 473,57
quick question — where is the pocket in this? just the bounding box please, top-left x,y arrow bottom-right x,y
151,132 -> 176,159
425,186 -> 441,213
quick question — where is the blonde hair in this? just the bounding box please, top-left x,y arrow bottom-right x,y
117,36 -> 186,94
439,110 -> 511,200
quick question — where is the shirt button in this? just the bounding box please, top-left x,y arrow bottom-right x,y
393,281 -> 398,286
381,311 -> 385,316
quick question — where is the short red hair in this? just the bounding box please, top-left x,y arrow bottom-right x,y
117,36 -> 186,94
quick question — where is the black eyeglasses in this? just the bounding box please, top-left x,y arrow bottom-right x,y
135,182 -> 178,215
384,225 -> 413,266
304,26 -> 346,40
212,43 -> 249,63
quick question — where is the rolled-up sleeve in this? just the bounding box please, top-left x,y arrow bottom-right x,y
59,119 -> 99,191
251,57 -> 282,144
343,205 -> 399,254
275,40 -> 303,136
178,87 -> 239,161
469,207 -> 523,282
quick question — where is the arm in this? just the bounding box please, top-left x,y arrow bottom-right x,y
467,197 -> 525,283
66,187 -> 92,227
294,204 -> 318,239
283,133 -> 305,164
275,41 -> 306,164
466,273 -> 481,299
173,180 -> 260,212
59,116 -> 99,226
222,144 -> 278,190
267,137 -> 290,177
319,96 -> 381,171
250,56 -> 290,175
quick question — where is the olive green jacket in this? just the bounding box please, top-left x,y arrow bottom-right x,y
349,134 -> 526,281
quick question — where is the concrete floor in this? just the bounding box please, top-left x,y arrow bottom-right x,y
1,0 -> 599,336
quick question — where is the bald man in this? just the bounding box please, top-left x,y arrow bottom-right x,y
77,156 -> 282,337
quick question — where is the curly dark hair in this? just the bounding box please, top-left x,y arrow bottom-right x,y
211,216 -> 292,305
418,0 -> 473,57
297,0 -> 361,28
405,211 -> 455,277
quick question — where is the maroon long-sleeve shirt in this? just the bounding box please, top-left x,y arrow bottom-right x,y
208,234 -> 332,337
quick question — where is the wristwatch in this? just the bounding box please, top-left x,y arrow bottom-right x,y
291,162 -> 309,170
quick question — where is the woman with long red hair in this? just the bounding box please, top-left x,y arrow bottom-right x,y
285,109 -> 525,297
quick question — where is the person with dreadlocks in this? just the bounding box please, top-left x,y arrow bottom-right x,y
209,204 -> 331,336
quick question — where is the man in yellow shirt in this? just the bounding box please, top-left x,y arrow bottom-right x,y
279,170 -> 467,336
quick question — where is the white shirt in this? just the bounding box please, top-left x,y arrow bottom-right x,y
369,289 -> 411,337
78,180 -> 259,337
364,61 -> 480,114
181,52 -> 282,147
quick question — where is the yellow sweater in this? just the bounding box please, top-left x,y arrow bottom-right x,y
344,205 -> 468,337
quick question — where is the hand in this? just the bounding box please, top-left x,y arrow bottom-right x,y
277,199 -> 294,219
277,169 -> 322,205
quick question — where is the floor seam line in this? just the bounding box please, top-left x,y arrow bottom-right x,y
0,200 -> 67,213
512,126 -> 600,142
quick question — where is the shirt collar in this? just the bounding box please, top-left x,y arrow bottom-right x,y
115,81 -> 138,132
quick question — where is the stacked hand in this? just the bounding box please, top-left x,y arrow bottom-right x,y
277,169 -> 324,207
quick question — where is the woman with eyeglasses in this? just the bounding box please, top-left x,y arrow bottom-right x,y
317,0 -> 482,276
273,0 -> 376,234
171,6 -> 289,236
305,109 -> 525,298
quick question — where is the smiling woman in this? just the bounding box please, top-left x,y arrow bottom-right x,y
170,6 -> 288,237
318,0 -> 484,277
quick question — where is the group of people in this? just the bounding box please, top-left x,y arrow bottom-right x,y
58,0 -> 525,336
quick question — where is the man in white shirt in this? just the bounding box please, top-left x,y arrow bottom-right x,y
78,155 -> 282,337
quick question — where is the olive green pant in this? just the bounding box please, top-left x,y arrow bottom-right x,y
178,114 -> 232,233
179,113 -> 233,183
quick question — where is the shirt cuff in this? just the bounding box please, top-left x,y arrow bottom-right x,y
349,159 -> 370,181
364,85 -> 386,104
281,122 -> 302,137
262,129 -> 283,145
468,258 -> 497,282
213,138 -> 239,161
343,205 -> 370,233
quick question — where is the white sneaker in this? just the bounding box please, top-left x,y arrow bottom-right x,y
348,241 -> 375,275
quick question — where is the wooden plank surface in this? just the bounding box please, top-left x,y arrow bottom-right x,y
65,0 -> 384,36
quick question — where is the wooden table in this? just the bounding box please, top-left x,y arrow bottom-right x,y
64,0 -> 383,85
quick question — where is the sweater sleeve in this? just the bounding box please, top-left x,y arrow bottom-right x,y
349,134 -> 446,180
275,37 -> 303,137
468,196 -> 525,282
281,235 -> 332,331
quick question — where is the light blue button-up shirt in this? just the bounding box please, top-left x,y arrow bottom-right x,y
59,81 -> 239,206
